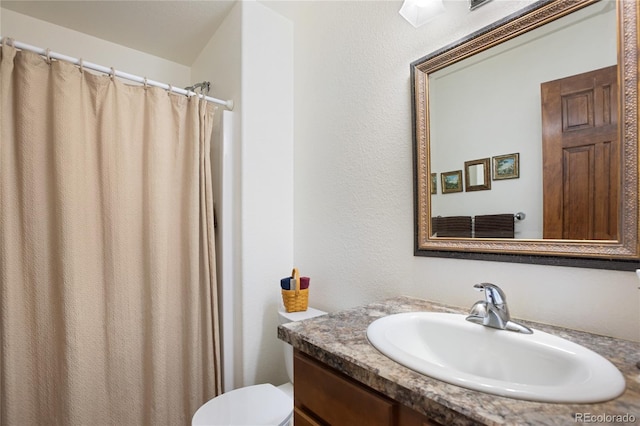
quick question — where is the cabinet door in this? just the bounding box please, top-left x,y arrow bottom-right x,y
295,351 -> 394,426
398,404 -> 440,426
294,407 -> 323,426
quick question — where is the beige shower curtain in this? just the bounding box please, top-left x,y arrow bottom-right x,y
0,42 -> 221,425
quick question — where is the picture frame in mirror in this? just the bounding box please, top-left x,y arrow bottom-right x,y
492,153 -> 519,180
464,158 -> 491,191
441,170 -> 463,194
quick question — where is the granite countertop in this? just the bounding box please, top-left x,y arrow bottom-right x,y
277,296 -> 640,426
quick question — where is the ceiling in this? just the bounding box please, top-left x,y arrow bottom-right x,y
1,0 -> 238,65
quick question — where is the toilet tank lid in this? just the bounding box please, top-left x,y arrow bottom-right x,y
278,306 -> 327,322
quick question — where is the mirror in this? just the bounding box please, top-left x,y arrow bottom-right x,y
464,158 -> 491,191
412,0 -> 639,270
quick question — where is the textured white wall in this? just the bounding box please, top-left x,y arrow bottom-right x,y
238,0 -> 294,387
285,0 -> 640,342
1,9 -> 190,87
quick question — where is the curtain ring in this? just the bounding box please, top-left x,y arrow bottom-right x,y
110,67 -> 116,81
143,77 -> 148,90
45,48 -> 52,64
78,58 -> 84,74
1,38 -> 15,49
167,84 -> 173,96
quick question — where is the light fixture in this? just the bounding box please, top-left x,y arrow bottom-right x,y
399,0 -> 445,28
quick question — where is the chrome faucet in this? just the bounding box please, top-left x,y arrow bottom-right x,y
465,283 -> 533,334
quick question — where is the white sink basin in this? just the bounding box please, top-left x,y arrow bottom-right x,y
367,312 -> 625,403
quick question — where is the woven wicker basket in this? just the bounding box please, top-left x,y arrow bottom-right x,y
281,267 -> 308,313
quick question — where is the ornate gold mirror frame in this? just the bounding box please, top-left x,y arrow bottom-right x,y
412,0 -> 639,270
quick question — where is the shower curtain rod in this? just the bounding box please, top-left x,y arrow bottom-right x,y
1,37 -> 234,111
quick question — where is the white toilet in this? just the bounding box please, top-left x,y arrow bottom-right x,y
192,306 -> 326,426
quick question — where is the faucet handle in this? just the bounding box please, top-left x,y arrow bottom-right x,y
473,283 -> 506,305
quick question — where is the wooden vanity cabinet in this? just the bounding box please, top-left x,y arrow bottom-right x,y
294,350 -> 439,426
